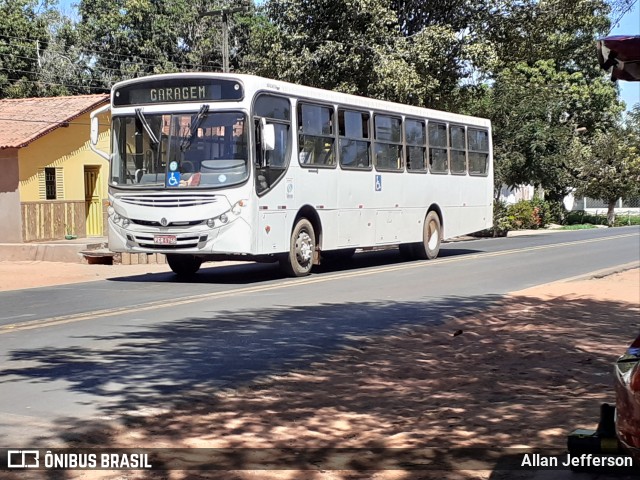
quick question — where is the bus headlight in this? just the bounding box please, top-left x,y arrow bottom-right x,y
219,213 -> 229,224
207,218 -> 216,228
110,210 -> 130,228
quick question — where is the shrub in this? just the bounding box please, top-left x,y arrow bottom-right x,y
506,200 -> 540,230
566,211 -> 639,226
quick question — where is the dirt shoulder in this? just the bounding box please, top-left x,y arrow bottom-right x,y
0,261 -> 173,291
5,265 -> 640,480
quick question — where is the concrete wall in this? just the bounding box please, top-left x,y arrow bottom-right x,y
0,149 -> 24,242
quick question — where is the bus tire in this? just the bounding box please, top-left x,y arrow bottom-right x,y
167,254 -> 202,277
414,211 -> 442,260
280,218 -> 315,277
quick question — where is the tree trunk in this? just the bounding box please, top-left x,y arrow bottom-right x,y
607,199 -> 617,227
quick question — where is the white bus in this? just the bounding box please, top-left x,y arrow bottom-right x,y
90,73 -> 493,277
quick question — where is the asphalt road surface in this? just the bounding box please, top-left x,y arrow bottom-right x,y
0,226 -> 638,450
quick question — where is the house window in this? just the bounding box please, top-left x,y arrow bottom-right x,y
39,167 -> 64,200
45,168 -> 56,199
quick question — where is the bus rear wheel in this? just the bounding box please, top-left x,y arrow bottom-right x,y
413,211 -> 442,260
280,218 -> 315,277
167,254 -> 203,277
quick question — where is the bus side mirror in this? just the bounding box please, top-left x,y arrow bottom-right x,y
90,115 -> 99,145
89,104 -> 110,161
261,118 -> 276,152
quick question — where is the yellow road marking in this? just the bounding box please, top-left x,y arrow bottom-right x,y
1,232 -> 637,334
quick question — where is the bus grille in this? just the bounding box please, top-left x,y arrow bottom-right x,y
117,193 -> 218,208
131,219 -> 204,227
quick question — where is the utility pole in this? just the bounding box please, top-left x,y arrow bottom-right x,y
202,3 -> 248,73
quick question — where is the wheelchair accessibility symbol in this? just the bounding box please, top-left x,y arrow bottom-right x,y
166,172 -> 181,187
375,174 -> 382,192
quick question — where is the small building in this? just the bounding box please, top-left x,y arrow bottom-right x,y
0,94 -> 110,243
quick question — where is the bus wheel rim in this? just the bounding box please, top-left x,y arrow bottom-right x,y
427,220 -> 439,250
296,231 -> 313,265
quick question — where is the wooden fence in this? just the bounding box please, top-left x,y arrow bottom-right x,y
21,201 -> 86,242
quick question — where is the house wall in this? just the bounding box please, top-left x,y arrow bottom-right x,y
0,148 -> 24,242
18,110 -> 110,241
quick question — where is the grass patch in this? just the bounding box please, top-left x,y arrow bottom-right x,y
560,224 -> 598,230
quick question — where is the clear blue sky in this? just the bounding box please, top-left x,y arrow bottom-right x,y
57,0 -> 639,109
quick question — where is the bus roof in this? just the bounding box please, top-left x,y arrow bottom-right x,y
111,72 -> 491,128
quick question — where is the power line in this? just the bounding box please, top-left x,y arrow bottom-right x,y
1,36 -> 225,72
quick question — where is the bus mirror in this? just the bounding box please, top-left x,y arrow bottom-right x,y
261,119 -> 276,152
90,115 -> 99,145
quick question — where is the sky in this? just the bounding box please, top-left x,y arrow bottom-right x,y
56,0 -> 639,109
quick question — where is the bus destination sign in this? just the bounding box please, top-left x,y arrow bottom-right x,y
113,78 -> 243,106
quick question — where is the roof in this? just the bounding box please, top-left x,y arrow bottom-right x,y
0,94 -> 109,149
597,35 -> 640,82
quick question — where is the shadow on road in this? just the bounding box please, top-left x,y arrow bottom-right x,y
104,246 -> 484,286
1,288 -> 638,479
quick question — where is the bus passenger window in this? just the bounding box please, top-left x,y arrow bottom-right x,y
338,109 -> 371,169
449,125 -> 467,174
374,115 -> 403,171
468,128 -> 489,175
297,103 -> 335,167
428,122 -> 449,174
405,119 -> 426,172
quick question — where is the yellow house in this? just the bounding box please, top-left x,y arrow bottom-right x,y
0,95 -> 110,242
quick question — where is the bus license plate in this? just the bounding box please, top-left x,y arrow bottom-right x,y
154,235 -> 177,245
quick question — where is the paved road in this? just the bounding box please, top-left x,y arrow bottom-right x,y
0,227 -> 638,451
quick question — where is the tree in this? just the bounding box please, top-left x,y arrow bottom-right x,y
245,0 -> 463,107
573,108 -> 640,226
464,60 -> 623,203
0,0 -> 50,98
37,10 -> 94,96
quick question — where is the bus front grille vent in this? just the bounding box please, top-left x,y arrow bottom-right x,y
118,194 -> 218,208
131,219 -> 204,227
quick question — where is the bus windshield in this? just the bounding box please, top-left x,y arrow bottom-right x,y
111,111 -> 248,189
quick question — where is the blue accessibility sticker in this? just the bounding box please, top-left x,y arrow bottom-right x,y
166,171 -> 181,187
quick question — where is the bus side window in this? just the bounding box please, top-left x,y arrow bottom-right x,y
468,128 -> 489,175
338,109 -> 371,169
297,103 -> 336,167
449,125 -> 467,175
374,114 -> 403,171
406,118 -> 427,172
428,122 -> 449,174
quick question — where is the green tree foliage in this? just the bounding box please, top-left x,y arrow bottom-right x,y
245,0 -> 462,107
0,0 -> 50,98
476,0 -> 611,76
573,106 -> 640,226
77,0 -> 252,87
465,61 -> 623,201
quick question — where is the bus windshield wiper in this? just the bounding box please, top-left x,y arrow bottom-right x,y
135,108 -> 159,145
180,104 -> 210,151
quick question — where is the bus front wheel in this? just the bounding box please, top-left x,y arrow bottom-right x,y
167,254 -> 203,277
414,211 -> 442,260
280,218 -> 315,277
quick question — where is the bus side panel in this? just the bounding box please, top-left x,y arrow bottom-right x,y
288,164 -> 339,250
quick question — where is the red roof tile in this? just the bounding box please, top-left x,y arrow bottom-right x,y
0,94 -> 109,149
